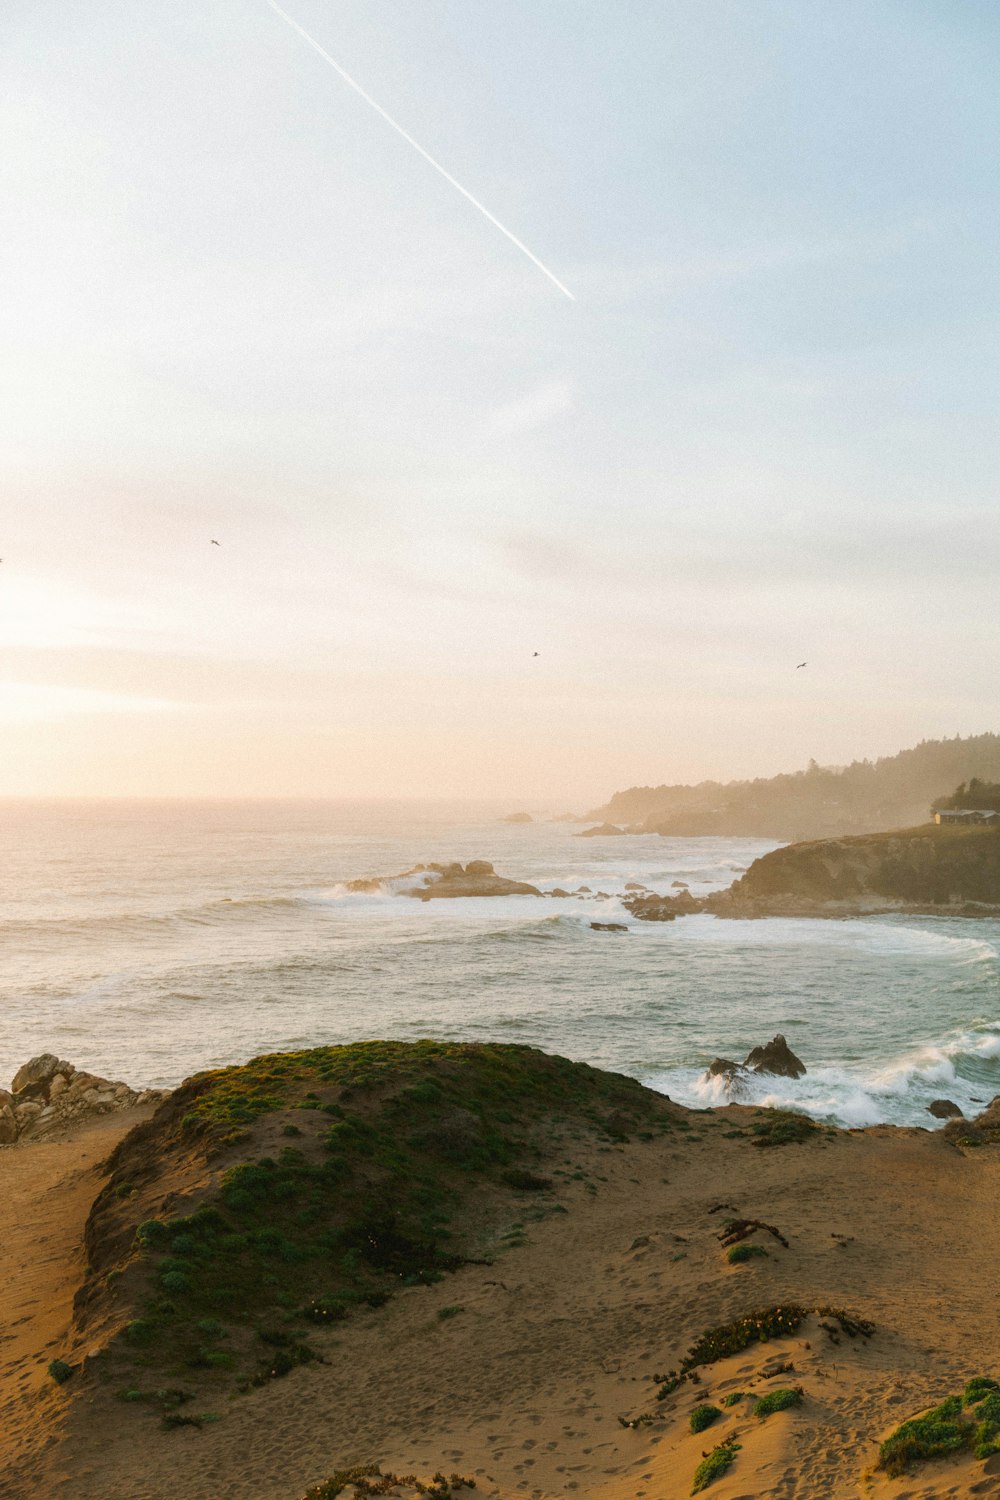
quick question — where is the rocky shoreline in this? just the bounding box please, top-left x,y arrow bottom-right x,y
0,1054 -> 166,1145
346,824 -> 1000,921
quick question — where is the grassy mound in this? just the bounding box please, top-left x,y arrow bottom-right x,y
78,1041 -> 677,1409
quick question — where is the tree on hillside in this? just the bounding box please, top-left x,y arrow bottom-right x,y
933,778 -> 1000,814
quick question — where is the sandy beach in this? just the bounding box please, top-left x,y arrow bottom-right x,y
3,1097 -> 999,1500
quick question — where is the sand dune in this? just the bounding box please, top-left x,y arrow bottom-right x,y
3,1104 -> 999,1500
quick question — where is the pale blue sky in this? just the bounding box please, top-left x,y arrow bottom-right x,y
2,1 -> 998,799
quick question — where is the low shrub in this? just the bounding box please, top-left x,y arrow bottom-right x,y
47,1360 -> 73,1385
689,1403 -> 721,1433
753,1387 -> 803,1419
726,1244 -> 767,1264
876,1386 -> 1000,1475
692,1437 -> 740,1493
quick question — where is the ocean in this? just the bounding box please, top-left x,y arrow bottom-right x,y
2,799 -> 998,1129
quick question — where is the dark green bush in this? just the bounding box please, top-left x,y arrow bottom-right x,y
753,1387 -> 803,1419
726,1243 -> 767,1264
689,1404 -> 721,1433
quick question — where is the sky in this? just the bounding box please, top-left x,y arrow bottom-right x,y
2,0 -> 999,803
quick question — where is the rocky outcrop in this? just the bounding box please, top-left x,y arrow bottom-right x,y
707,824 -> 1000,918
703,1034 -> 807,1092
575,823 -> 627,838
408,862 -> 542,900
622,889 -> 701,921
590,922 -> 628,933
743,1035 -> 807,1078
346,861 -> 543,899
501,812 -> 533,823
1,1056 -> 166,1144
927,1099 -> 963,1120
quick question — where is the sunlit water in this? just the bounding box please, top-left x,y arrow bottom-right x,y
1,800 -> 998,1128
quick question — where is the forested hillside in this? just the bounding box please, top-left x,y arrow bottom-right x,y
587,733 -> 1000,841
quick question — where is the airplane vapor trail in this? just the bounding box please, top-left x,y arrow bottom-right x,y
264,0 -> 575,301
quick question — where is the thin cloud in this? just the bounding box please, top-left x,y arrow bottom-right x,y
488,381 -> 573,436
0,683 -> 184,724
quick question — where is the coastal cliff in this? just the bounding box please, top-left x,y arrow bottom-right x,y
707,823 -> 1000,917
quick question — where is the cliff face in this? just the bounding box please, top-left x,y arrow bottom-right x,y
709,824 -> 1000,916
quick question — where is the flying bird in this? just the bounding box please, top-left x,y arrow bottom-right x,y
263,0 -> 574,301
210,539 -> 220,546
796,661 -> 807,669
532,651 -> 540,657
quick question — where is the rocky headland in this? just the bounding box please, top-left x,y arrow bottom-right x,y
705,822 -> 1000,918
341,824 -> 1000,923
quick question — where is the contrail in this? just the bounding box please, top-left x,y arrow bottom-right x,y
264,0 -> 575,301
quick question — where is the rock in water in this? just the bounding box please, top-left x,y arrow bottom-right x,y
706,1058 -> 743,1080
702,1035 -> 807,1093
575,823 -> 626,838
743,1034 -> 807,1079
590,922 -> 628,933
927,1099 -> 964,1119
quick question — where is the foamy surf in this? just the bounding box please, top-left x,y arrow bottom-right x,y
649,1018 -> 1000,1129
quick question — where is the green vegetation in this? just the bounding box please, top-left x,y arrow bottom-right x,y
722,1391 -> 744,1406
934,778 -> 1000,814
654,1306 -> 873,1400
965,1377 -> 1000,1404
726,1243 -> 768,1264
91,1042 -> 676,1399
689,1403 -> 722,1433
753,1387 -> 803,1419
301,1468 -> 475,1498
878,1383 -> 1000,1476
682,1305 -> 808,1370
748,1111 -> 824,1148
47,1359 -> 73,1385
691,1437 -> 741,1493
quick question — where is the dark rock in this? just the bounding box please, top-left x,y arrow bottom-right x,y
548,888 -> 571,898
927,1099 -> 964,1120
591,922 -> 628,933
413,862 -> 542,899
0,1090 -> 17,1144
621,893 -> 681,921
743,1034 -> 806,1079
11,1053 -> 62,1098
707,1058 -> 743,1080
576,885 -> 592,894
624,882 -> 648,892
671,881 -> 690,889
575,823 -> 626,838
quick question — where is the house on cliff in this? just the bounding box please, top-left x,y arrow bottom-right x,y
934,808 -> 1000,826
